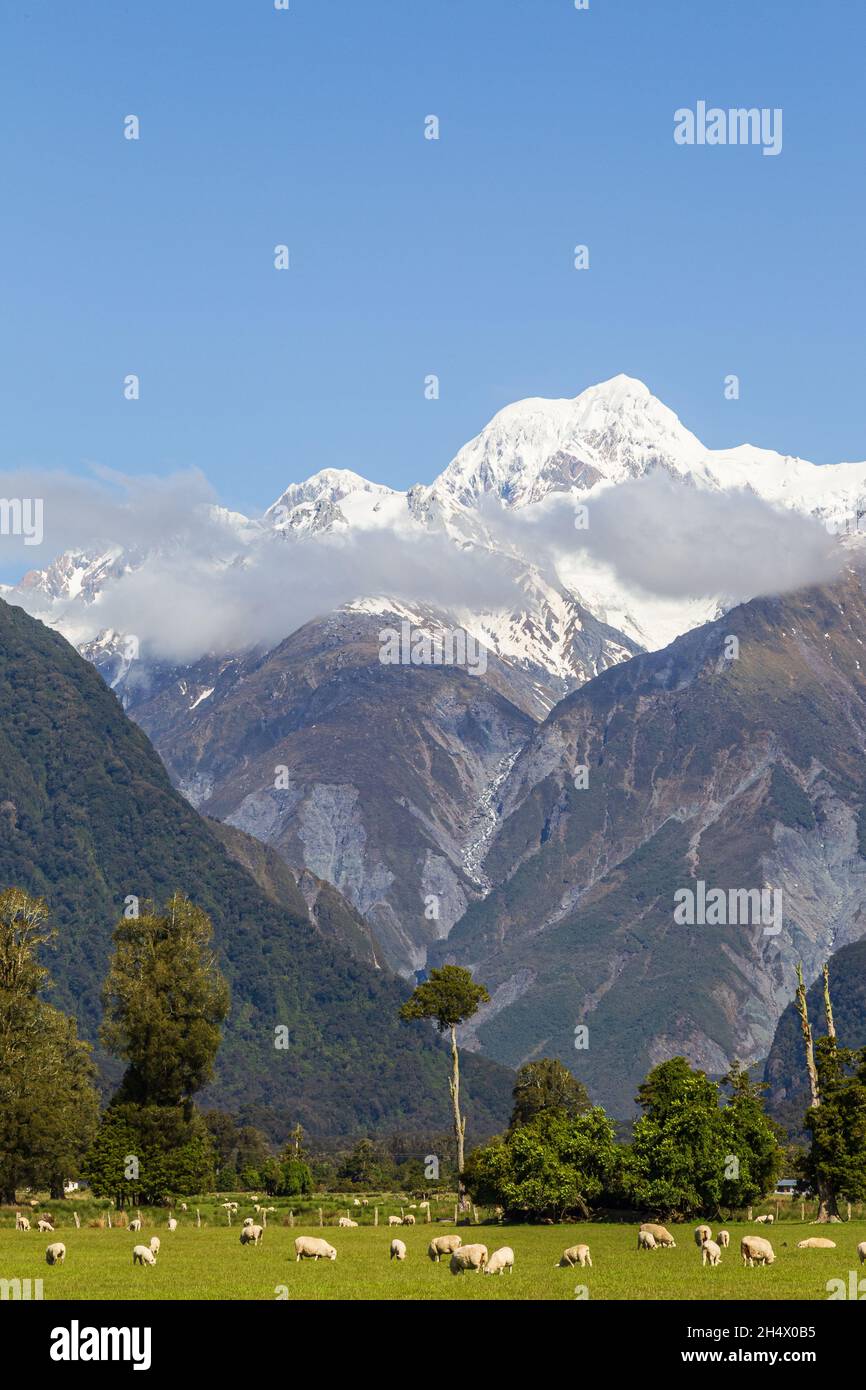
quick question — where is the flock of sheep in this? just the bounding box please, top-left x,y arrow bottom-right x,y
634,1220 -> 866,1270
295,1231 -> 515,1273
18,1206 -> 866,1281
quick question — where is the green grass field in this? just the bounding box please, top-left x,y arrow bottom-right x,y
3,1217 -> 865,1301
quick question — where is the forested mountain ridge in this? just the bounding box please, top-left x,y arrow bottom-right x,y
0,598 -> 512,1140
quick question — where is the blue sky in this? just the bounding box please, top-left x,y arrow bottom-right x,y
1,0 -> 863,517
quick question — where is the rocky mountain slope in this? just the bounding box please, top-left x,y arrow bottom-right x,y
432,569 -> 866,1117
0,597 -> 513,1140
105,609 -> 537,974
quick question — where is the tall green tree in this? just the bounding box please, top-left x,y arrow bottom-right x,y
509,1058 -> 591,1132
465,1108 -> 619,1222
721,1061 -> 785,1210
87,894 -> 229,1206
625,1057 -> 782,1219
337,1137 -> 384,1189
804,1038 -> 866,1211
100,893 -> 230,1108
399,965 -> 489,1198
0,888 -> 99,1203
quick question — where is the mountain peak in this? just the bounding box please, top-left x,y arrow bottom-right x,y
574,373 -> 653,405
427,374 -> 705,511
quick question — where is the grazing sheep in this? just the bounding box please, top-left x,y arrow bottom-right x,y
390,1238 -> 407,1261
797,1238 -> 836,1249
449,1244 -> 488,1274
167,1218 -> 178,1232
427,1234 -> 462,1262
294,1236 -> 337,1262
353,1199 -> 361,1207
557,1244 -> 592,1269
37,1218 -> 54,1233
387,1215 -> 402,1227
858,1241 -> 866,1266
694,1224 -> 712,1247
639,1223 -> 676,1249
133,1244 -> 157,1266
755,1214 -> 774,1225
179,1203 -> 188,1211
129,1219 -> 142,1232
484,1246 -> 514,1275
717,1230 -> 730,1249
240,1224 -> 263,1246
242,1217 -> 254,1227
338,1217 -> 358,1228
15,1213 -> 30,1232
701,1239 -> 722,1267
402,1214 -> 416,1226
45,1242 -> 66,1266
741,1236 -> 775,1267
637,1230 -> 657,1251
149,1237 -> 160,1255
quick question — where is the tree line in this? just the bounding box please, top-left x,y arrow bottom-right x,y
2,891 -> 865,1218
401,964 -> 866,1222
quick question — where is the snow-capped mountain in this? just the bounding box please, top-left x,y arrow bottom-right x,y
8,373 -> 866,681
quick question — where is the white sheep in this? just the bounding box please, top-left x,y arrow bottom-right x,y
858,1241 -> 866,1266
240,1224 -> 263,1246
179,1203 -> 188,1211
449,1243 -> 488,1274
45,1242 -> 66,1265
427,1234 -> 462,1262
387,1215 -> 402,1227
294,1236 -> 336,1262
694,1224 -> 712,1247
37,1218 -> 54,1233
484,1246 -> 514,1275
243,1217 -> 254,1227
637,1230 -> 657,1251
133,1244 -> 157,1266
402,1214 -> 416,1226
701,1239 -> 722,1267
390,1238 -> 407,1261
149,1236 -> 160,1255
15,1213 -> 30,1231
755,1214 -> 774,1225
352,1198 -> 361,1207
557,1244 -> 592,1268
639,1223 -> 676,1248
167,1218 -> 178,1232
741,1235 -> 775,1266
717,1230 -> 730,1248
129,1219 -> 142,1232
797,1238 -> 836,1249
338,1216 -> 358,1228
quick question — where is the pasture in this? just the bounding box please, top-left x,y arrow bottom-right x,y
2,1217 -> 865,1300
